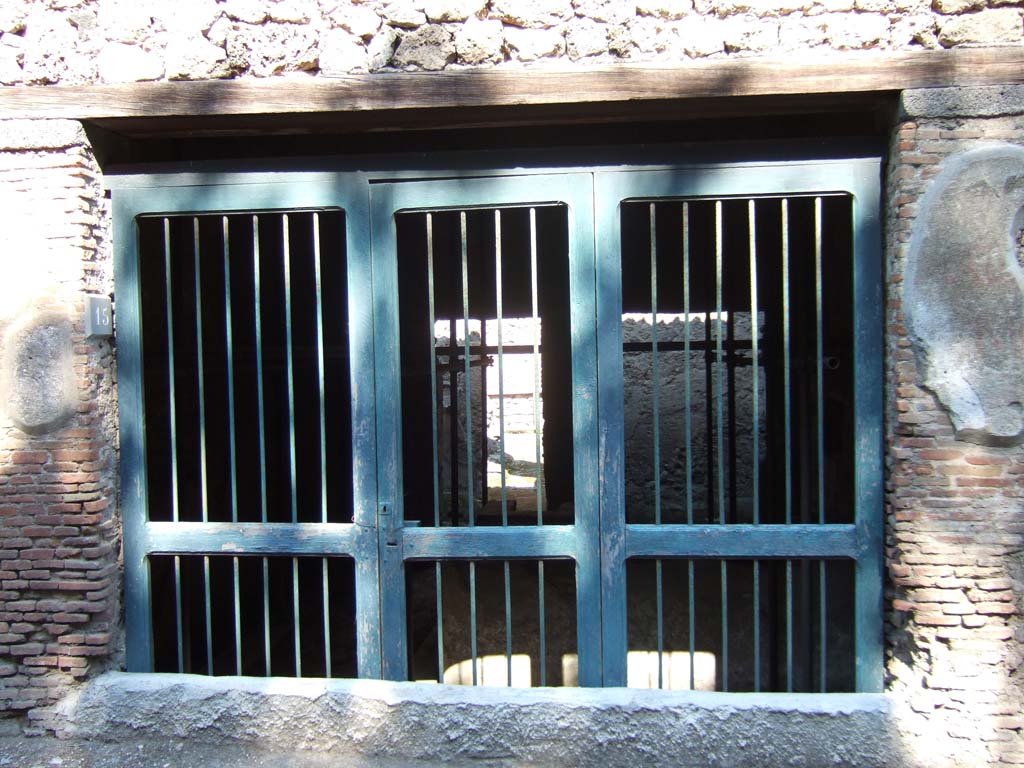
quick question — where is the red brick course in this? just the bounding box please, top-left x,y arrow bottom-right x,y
885,114 -> 1024,765
0,134 -> 117,715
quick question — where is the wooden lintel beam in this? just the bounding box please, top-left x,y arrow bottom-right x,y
1,48 -> 1021,122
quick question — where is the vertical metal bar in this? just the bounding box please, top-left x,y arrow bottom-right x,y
787,559 -> 794,692
649,204 -> 664,688
656,560 -> 664,689
529,207 -> 547,686
194,220 -> 213,676
449,317 -> 460,527
164,220 -> 185,674
281,213 -> 302,677
749,201 -> 761,693
683,204 -> 696,691
426,215 -> 441,528
683,203 -> 693,527
495,210 -> 508,525
260,569 -> 275,676
530,208 -> 542,525
749,201 -> 760,523
293,557 -> 302,677
193,218 -> 209,524
174,555 -> 184,673
814,197 -> 827,693
538,560 -> 546,686
504,560 -> 512,687
203,555 -> 213,676
782,200 -> 794,693
687,560 -> 695,690
164,220 -> 179,524
223,217 -> 239,525
650,204 -> 661,526
435,562 -> 444,683
480,320 -> 488,507
715,202 -> 725,524
715,202 -> 729,691
495,210 -> 513,688
323,558 -> 332,677
753,560 -> 760,692
720,560 -> 728,692
233,557 -> 242,676
464,214 -> 479,688
223,218 -> 242,678
313,213 -> 329,524
313,213 -> 329,674
460,212 -> 474,526
782,199 -> 792,526
252,216 -> 269,524
426,215 -> 445,684
470,561 -> 478,686
252,217 -> 272,678
283,213 -> 299,524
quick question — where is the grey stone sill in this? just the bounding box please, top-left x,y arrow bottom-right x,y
68,670 -> 890,714
39,672 -> 899,768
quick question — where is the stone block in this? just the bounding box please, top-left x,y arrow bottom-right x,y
367,26 -> 400,69
0,3 -> 27,34
96,0 -> 154,44
1,311 -> 77,436
96,42 -> 163,83
637,0 -> 694,20
225,22 -> 318,75
899,84 -> 1024,119
319,29 -> 367,74
565,16 -> 608,59
454,18 -> 504,64
164,35 -> 231,79
492,0 -> 574,28
384,0 -> 428,29
504,25 -> 565,59
938,8 -> 1023,46
0,39 -> 22,85
932,0 -> 983,14
392,24 -> 455,69
905,145 -> 1024,446
329,3 -> 382,39
575,0 -> 637,24
424,0 -> 487,22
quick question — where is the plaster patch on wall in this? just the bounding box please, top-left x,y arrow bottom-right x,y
905,144 -> 1024,446
0,309 -> 77,435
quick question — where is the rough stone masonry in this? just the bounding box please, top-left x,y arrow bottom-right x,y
0,1 -> 1022,767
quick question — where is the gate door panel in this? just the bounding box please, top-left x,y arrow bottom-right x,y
594,161 -> 883,691
116,177 -> 383,678
370,174 -> 601,685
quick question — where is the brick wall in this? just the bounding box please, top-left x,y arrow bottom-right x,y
884,112 -> 1024,766
0,121 -> 118,717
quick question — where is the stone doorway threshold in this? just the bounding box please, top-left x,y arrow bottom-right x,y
21,672 -> 895,768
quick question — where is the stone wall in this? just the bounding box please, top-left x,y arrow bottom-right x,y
0,120 -> 118,715
0,0 -> 1023,765
0,0 -> 1020,83
885,87 -> 1024,767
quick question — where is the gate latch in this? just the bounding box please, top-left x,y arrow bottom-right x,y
378,503 -> 419,547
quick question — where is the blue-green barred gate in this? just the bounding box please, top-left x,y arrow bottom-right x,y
112,153 -> 882,692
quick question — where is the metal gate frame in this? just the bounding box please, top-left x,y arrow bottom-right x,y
113,153 -> 883,690
115,175 -> 385,677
